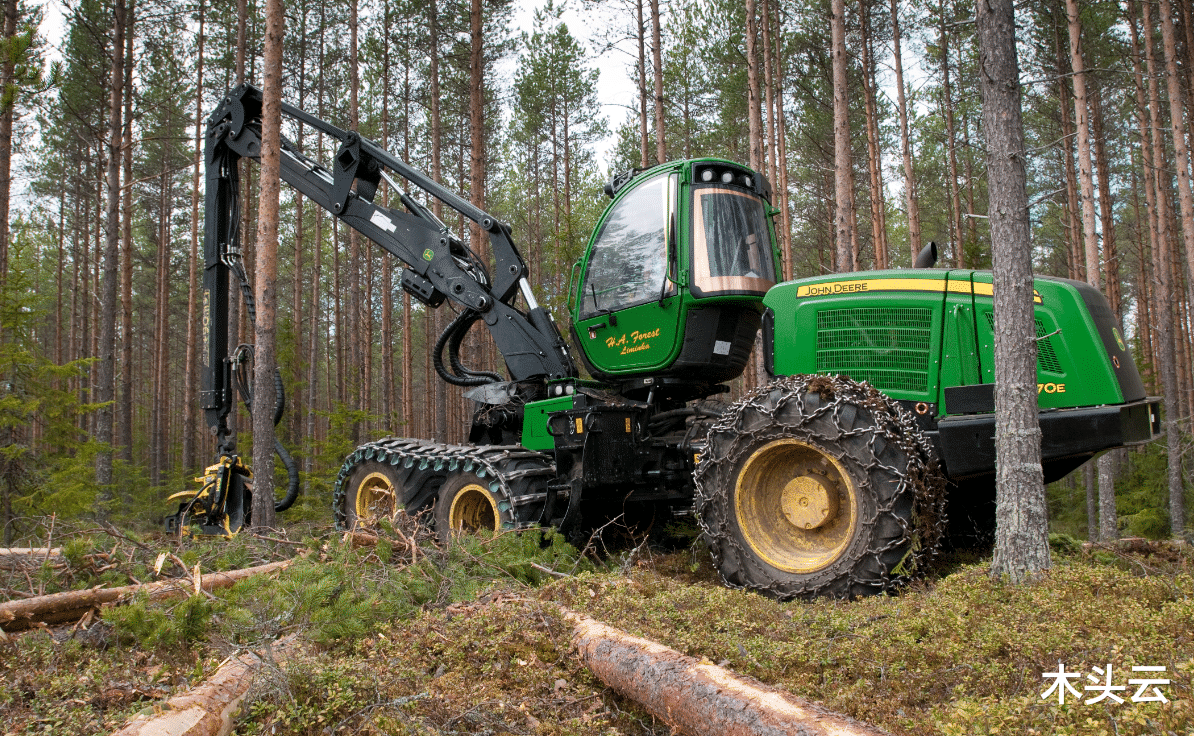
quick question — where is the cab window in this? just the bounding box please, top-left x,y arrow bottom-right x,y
691,186 -> 776,296
580,174 -> 672,318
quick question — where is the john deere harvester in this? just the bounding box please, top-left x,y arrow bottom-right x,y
174,83 -> 1160,598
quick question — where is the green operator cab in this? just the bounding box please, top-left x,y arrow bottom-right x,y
568,160 -> 779,386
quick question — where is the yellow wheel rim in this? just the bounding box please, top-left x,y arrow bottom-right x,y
734,438 -> 858,573
447,483 -> 499,535
354,472 -> 397,523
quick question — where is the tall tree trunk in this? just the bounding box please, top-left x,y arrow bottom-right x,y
1066,0 -> 1101,291
860,0 -> 886,269
119,3 -> 134,463
347,0 -> 362,444
184,0 -> 204,476
1090,84 -> 1125,541
745,0 -> 763,173
636,0 -> 648,168
304,9 -> 326,486
1065,0 -> 1115,540
288,4 -> 308,448
95,0 -> 125,493
769,0 -> 793,281
978,0 -> 1049,583
1140,0 -> 1184,542
939,15 -> 965,268
228,0 -> 248,449
890,0 -> 920,263
466,0 -> 487,440
1091,88 -> 1118,314
251,0 -> 284,530
152,145 -> 170,487
760,0 -> 777,187
380,0 -> 394,433
830,0 -> 855,272
650,0 -> 665,164
0,0 -> 18,283
55,189 -> 64,365
1157,0 -> 1190,538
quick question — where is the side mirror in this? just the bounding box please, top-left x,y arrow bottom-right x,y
914,241 -> 938,269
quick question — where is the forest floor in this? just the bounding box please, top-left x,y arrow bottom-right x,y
0,517 -> 1191,736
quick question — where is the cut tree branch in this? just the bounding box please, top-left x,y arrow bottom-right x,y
567,611 -> 893,736
0,559 -> 293,631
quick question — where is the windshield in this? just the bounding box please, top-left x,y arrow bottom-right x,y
579,174 -> 673,317
691,186 -> 776,296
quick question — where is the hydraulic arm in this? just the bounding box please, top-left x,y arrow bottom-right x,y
203,83 -> 575,446
176,82 -> 575,534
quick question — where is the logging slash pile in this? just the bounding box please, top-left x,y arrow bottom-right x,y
1,518 -> 1193,736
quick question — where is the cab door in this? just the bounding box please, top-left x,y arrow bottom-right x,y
573,171 -> 681,376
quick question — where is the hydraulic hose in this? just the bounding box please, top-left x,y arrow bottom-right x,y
434,309 -> 502,386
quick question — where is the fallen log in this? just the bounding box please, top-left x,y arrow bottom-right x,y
0,547 -> 65,571
568,612 -> 893,736
110,633 -> 300,736
0,559 -> 292,631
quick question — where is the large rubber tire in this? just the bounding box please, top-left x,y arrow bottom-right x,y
342,461 -> 405,529
695,375 -> 946,599
434,472 -> 518,543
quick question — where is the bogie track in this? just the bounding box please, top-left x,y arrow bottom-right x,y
334,438 -> 556,532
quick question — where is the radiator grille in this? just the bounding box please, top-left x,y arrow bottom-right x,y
816,308 -> 932,393
983,311 -> 1063,374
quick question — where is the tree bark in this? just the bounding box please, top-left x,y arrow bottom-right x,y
830,0 -> 855,272
183,2 -> 204,477
110,634 -> 300,736
1147,0 -> 1187,539
0,0 -> 17,283
978,0 -> 1050,583
769,0 -> 793,281
860,0 -> 886,269
650,0 -> 665,164
95,0 -> 125,493
633,0 -> 648,168
745,0 -> 762,174
890,0 -> 920,263
380,0 -> 394,433
569,613 -> 893,736
119,3 -> 134,464
0,560 -> 293,632
939,16 -> 964,268
760,0 -> 777,187
1065,0 -> 1100,291
347,0 -> 362,445
1064,0 -> 1115,539
250,0 -> 284,530
1090,85 -> 1121,541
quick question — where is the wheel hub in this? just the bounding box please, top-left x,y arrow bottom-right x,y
355,472 -> 397,522
448,483 -> 498,534
734,438 -> 858,574
780,474 -> 838,530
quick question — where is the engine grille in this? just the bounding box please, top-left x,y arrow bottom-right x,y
983,311 -> 1063,375
816,307 -> 932,393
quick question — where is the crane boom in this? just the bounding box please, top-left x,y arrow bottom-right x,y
201,83 -> 575,455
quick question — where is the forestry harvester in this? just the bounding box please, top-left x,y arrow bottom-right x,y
169,83 -> 1161,598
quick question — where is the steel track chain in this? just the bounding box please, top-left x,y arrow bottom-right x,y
332,438 -> 556,530
694,374 -> 948,598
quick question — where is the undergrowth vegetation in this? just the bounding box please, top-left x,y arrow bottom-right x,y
1,517 -> 1191,735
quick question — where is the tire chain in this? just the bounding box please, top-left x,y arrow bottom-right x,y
332,438 -> 556,530
694,374 -> 948,598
